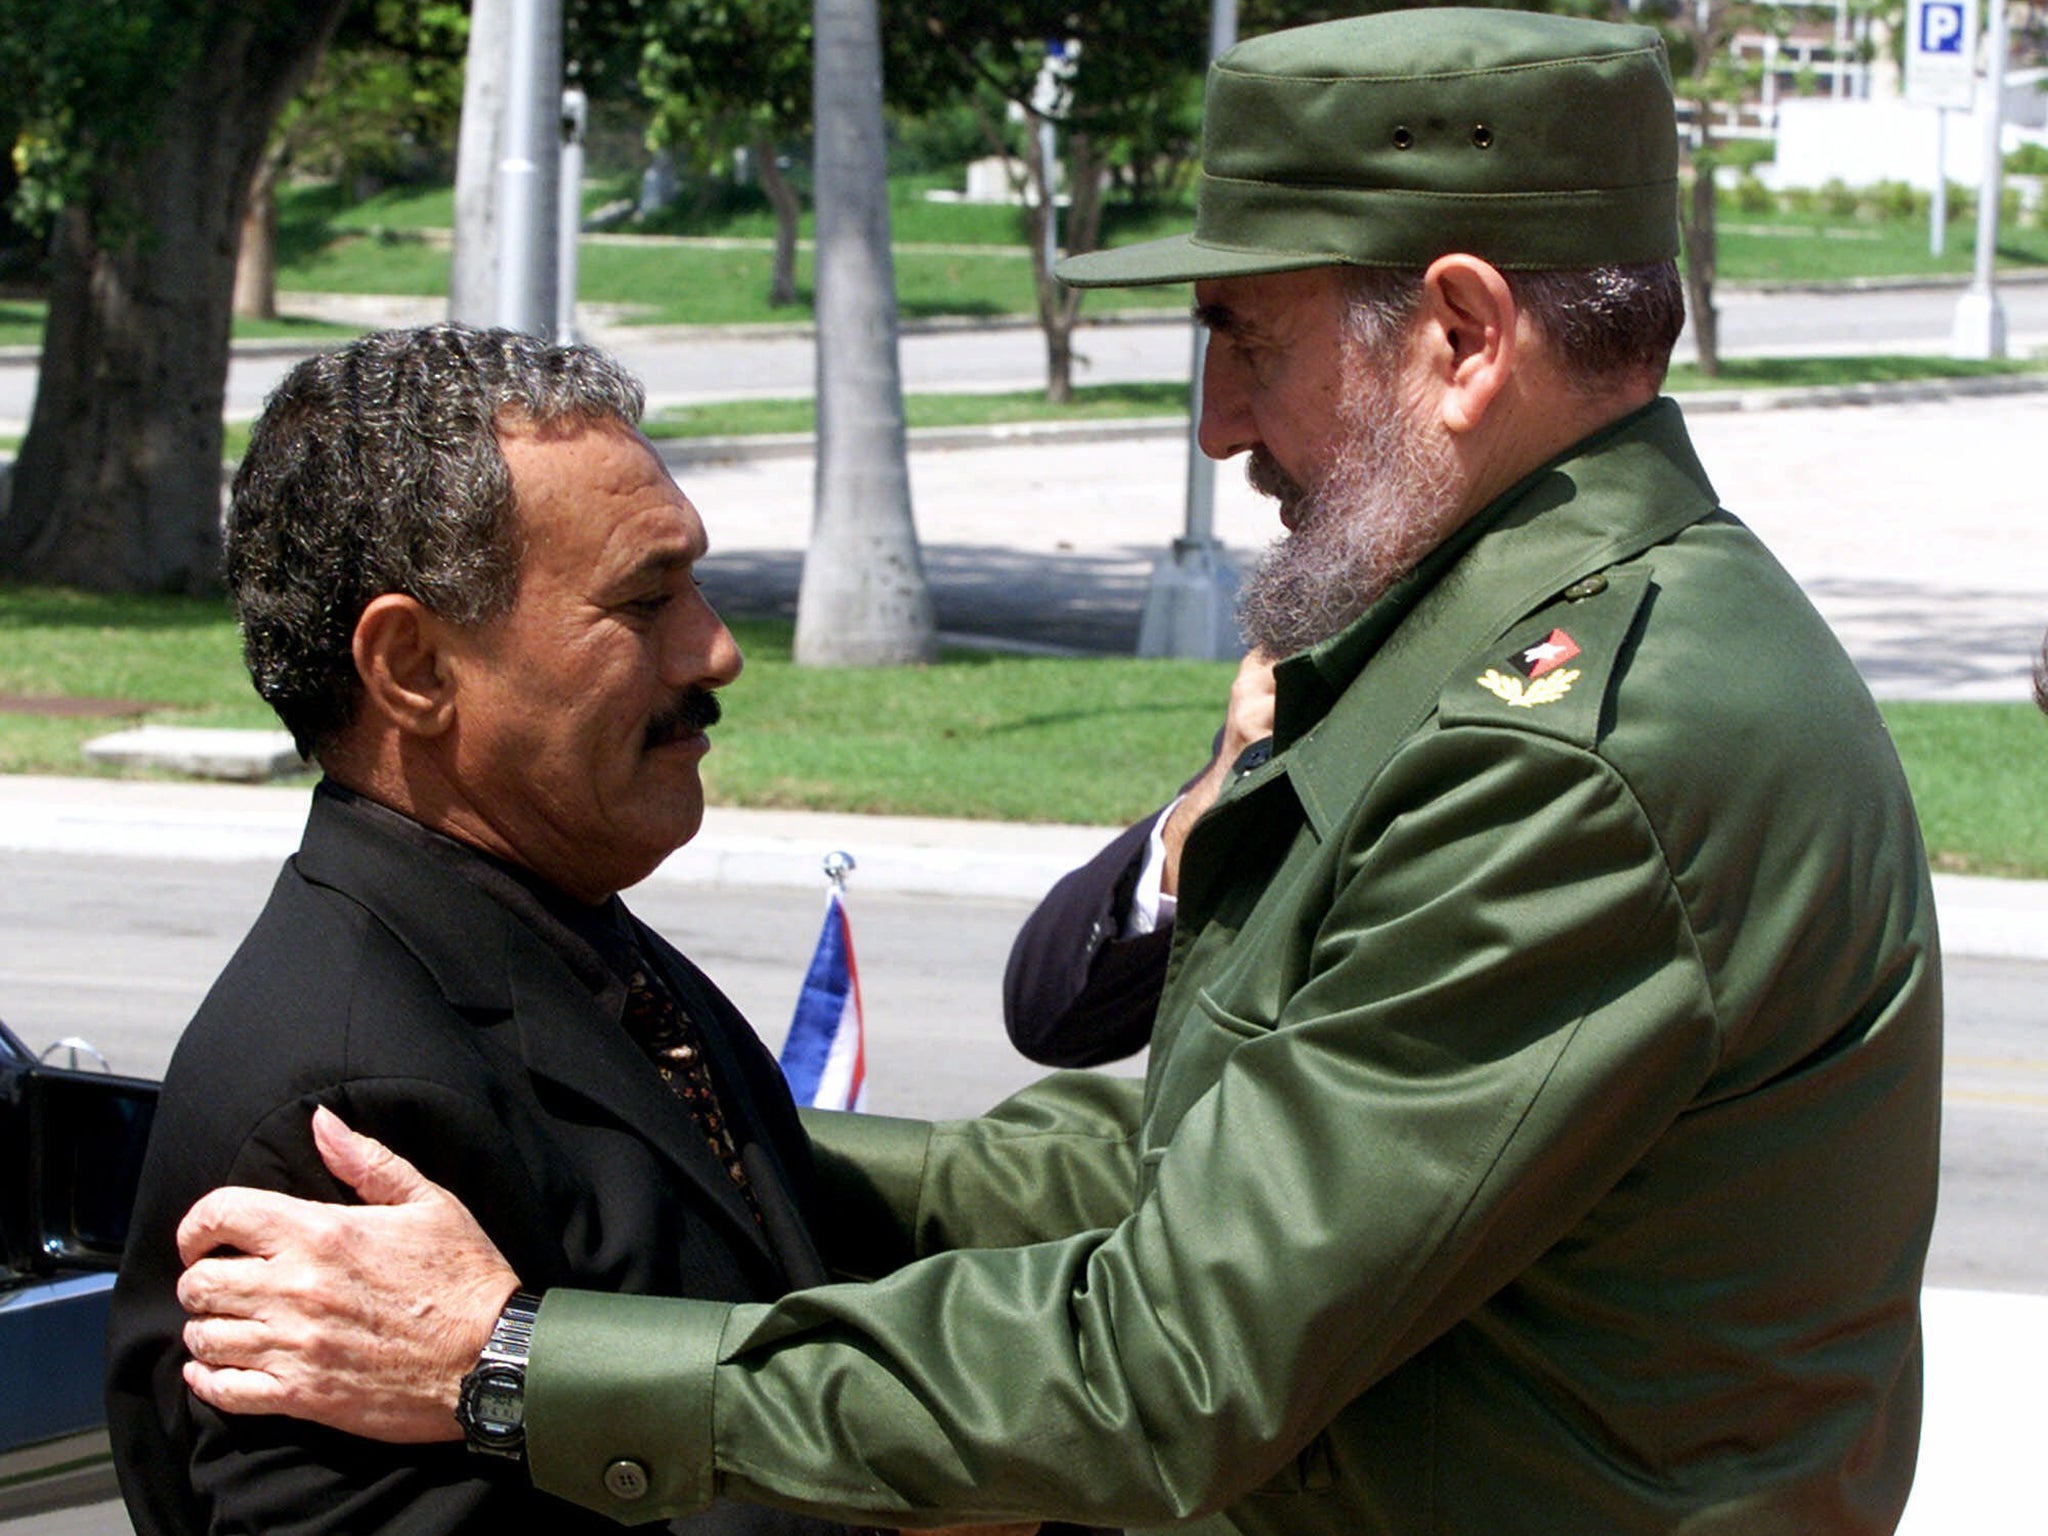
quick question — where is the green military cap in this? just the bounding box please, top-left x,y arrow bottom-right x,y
1056,6 -> 1679,287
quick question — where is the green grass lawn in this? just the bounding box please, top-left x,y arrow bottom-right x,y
1714,206 -> 2048,284
0,173 -> 2038,349
243,176 -> 2048,329
3,588 -> 2042,874
1883,702 -> 2048,879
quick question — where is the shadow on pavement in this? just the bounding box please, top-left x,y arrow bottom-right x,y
703,556 -> 2045,699
1804,578 -> 2047,700
702,542 -> 1178,655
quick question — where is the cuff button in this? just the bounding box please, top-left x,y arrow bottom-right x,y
603,1458 -> 651,1501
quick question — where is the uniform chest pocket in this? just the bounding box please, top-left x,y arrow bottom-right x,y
1141,986 -> 1276,1165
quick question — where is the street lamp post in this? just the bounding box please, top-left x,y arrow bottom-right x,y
492,0 -> 562,337
1136,0 -> 1240,660
557,86 -> 586,344
1951,0 -> 2009,359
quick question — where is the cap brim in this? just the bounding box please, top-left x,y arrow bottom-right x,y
1054,234 -> 1344,290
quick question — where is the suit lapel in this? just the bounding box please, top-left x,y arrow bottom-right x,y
503,939 -> 791,1279
295,788 -> 789,1280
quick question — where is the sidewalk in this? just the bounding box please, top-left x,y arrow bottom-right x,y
0,775 -> 2041,960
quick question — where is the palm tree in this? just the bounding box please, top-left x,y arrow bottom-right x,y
794,0 -> 935,665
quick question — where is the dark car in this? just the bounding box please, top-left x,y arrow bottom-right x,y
0,1020 -> 158,1519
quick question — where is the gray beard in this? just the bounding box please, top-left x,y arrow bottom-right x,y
1235,380 -> 1462,659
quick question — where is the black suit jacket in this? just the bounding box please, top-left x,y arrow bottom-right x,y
107,784 -> 851,1536
1000,812 -> 1170,1068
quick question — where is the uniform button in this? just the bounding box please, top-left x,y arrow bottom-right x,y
1562,574 -> 1608,601
603,1458 -> 651,1501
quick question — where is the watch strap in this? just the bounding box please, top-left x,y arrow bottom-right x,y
456,1289 -> 544,1459
478,1289 -> 543,1369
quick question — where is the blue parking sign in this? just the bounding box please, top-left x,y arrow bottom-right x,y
1906,0 -> 1978,107
1920,1 -> 1966,52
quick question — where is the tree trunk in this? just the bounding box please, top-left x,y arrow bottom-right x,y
0,1 -> 349,593
1682,145 -> 1720,378
986,102 -> 1094,405
233,144 -> 286,322
1037,130 -> 1104,405
795,0 -> 935,667
1017,115 -> 1072,404
450,0 -> 509,325
753,126 -> 801,309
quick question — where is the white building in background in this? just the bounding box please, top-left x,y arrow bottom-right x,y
1692,0 -> 2047,191
1767,69 -> 2047,191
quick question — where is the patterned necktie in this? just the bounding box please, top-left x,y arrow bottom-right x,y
620,961 -> 763,1224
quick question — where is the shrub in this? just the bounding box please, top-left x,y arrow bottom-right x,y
2006,142 -> 2048,178
1819,178 -> 1861,218
1870,180 -> 1926,221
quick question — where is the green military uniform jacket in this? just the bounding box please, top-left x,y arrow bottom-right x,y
524,401 -> 1942,1535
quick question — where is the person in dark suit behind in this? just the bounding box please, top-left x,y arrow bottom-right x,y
1001,651 -> 1275,1067
105,325 -> 894,1536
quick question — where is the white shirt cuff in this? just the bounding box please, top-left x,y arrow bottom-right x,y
1123,800 -> 1183,938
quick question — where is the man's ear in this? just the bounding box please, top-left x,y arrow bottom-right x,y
352,594 -> 458,738
1415,254 -> 1518,435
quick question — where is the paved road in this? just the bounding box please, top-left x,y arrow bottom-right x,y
669,390 -> 2048,702
0,850 -> 2034,1294
2,282 -> 2046,427
613,281 -> 2048,406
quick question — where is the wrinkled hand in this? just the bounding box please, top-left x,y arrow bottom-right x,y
1161,648 -> 1278,894
178,1106 -> 520,1443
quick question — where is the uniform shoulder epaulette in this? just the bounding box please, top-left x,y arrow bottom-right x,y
1436,564 -> 1653,749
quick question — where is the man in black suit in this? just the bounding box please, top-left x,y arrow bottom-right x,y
106,325 -> 872,1536
1001,651 -> 1275,1068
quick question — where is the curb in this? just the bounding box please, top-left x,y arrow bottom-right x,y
0,775 -> 2038,960
648,373 -> 2048,466
1671,370 -> 2048,414
653,415 -> 1191,467
9,374 -> 2046,461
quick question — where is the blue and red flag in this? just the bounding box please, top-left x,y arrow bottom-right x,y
778,873 -> 867,1112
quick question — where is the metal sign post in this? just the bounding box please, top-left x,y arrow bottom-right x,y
1906,0 -> 1978,263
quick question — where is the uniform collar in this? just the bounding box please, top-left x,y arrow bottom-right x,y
1250,399 -> 1720,840
1269,398 -> 1714,753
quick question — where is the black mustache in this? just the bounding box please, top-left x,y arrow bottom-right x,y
645,689 -> 722,747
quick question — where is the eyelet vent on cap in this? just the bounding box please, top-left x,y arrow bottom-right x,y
1391,126 -> 1415,150
1472,124 -> 1495,149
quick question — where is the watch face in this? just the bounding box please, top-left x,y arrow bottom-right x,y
474,1379 -> 522,1426
463,1363 -> 525,1444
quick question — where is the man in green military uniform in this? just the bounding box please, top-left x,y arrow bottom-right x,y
173,10 -> 1941,1534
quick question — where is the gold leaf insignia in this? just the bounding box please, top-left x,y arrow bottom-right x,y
1477,667 -> 1580,708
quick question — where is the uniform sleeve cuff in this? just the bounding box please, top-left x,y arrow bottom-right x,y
526,1288 -> 730,1522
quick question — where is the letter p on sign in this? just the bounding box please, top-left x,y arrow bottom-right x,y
1920,1 -> 1965,52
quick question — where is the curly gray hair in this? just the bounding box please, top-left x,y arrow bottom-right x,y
226,324 -> 645,758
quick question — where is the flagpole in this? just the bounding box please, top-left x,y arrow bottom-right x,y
823,849 -> 855,891
778,850 -> 868,1112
